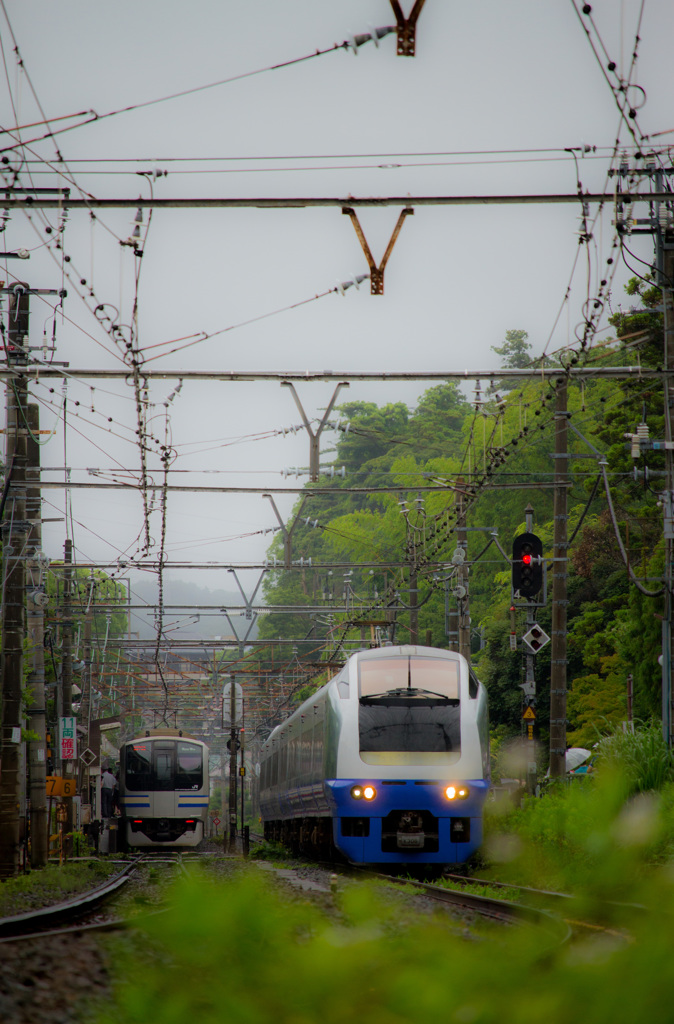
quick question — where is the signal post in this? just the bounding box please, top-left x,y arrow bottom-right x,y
512,508 -> 546,794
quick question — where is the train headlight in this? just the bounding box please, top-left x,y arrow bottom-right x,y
444,785 -> 469,801
350,784 -> 377,801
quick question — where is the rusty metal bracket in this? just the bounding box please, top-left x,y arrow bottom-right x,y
389,0 -> 427,56
341,206 -> 413,295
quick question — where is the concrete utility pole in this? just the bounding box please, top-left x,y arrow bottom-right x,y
446,578 -> 459,653
0,284 -> 30,876
26,403 -> 48,867
61,538 -> 76,835
229,680 -> 238,851
408,560 -> 418,644
660,219 -> 674,745
78,580 -> 94,810
549,379 -> 569,778
456,488 -> 471,663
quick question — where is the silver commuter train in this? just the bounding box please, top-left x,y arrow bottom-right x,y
119,729 -> 210,848
260,645 -> 490,865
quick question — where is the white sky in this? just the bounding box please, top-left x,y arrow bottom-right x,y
1,0 -> 672,611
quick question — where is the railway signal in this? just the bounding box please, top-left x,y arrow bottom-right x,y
512,532 -> 543,599
522,624 -> 550,655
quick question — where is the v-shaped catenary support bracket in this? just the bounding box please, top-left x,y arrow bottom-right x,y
389,0 -> 427,56
342,206 -> 414,295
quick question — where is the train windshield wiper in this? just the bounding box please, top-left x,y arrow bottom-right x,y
359,687 -> 458,706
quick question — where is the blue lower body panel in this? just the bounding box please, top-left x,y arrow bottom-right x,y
325,778 -> 489,865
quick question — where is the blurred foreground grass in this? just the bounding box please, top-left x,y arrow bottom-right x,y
92,730 -> 674,1022
97,763 -> 674,1023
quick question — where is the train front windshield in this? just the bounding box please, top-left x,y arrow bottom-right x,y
124,740 -> 204,791
358,656 -> 461,754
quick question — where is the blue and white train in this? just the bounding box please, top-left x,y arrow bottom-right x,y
259,645 -> 490,866
119,730 -> 210,848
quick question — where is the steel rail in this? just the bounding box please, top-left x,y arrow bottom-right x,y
344,868 -> 572,941
0,858 -> 140,939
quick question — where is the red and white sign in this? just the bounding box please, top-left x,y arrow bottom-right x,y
60,716 -> 77,761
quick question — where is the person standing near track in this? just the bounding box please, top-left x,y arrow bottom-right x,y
101,765 -> 118,819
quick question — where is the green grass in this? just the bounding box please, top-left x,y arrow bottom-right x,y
95,851 -> 674,1024
0,860 -> 119,917
248,840 -> 294,863
86,729 -> 674,1022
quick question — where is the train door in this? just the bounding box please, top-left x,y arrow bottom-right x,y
152,741 -> 179,818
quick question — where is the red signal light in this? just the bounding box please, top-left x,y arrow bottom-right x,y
522,554 -> 532,565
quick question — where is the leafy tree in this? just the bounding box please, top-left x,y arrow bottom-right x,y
491,328 -> 533,369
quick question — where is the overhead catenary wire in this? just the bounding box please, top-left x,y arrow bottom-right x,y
0,28 -> 397,155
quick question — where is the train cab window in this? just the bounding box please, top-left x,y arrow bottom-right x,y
358,655 -> 461,759
124,743 -> 153,790
123,740 -> 203,791
175,741 -> 204,790
359,655 -> 459,701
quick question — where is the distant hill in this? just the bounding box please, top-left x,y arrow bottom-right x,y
128,576 -> 260,642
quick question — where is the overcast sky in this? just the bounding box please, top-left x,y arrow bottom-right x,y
1,0 -> 671,622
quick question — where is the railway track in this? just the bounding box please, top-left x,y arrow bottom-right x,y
0,853 -> 188,943
352,868 -> 572,943
247,835 -> 570,941
249,833 -> 641,946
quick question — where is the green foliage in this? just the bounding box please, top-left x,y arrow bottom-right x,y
257,289 -> 667,747
66,829 -> 95,857
0,860 -> 117,917
97,812 -> 674,1024
248,840 -> 291,862
595,722 -> 674,795
490,327 -> 533,369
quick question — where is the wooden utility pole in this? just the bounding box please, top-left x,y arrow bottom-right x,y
549,379 -> 569,777
26,403 -> 48,867
0,284 -> 30,876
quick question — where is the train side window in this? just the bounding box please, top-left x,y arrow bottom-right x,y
468,671 -> 479,699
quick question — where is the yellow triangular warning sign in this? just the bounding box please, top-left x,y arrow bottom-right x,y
522,706 -> 536,720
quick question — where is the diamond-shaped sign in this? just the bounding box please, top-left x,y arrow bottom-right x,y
522,624 -> 550,655
79,747 -> 97,766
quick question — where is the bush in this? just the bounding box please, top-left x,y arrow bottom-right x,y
595,722 -> 674,795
